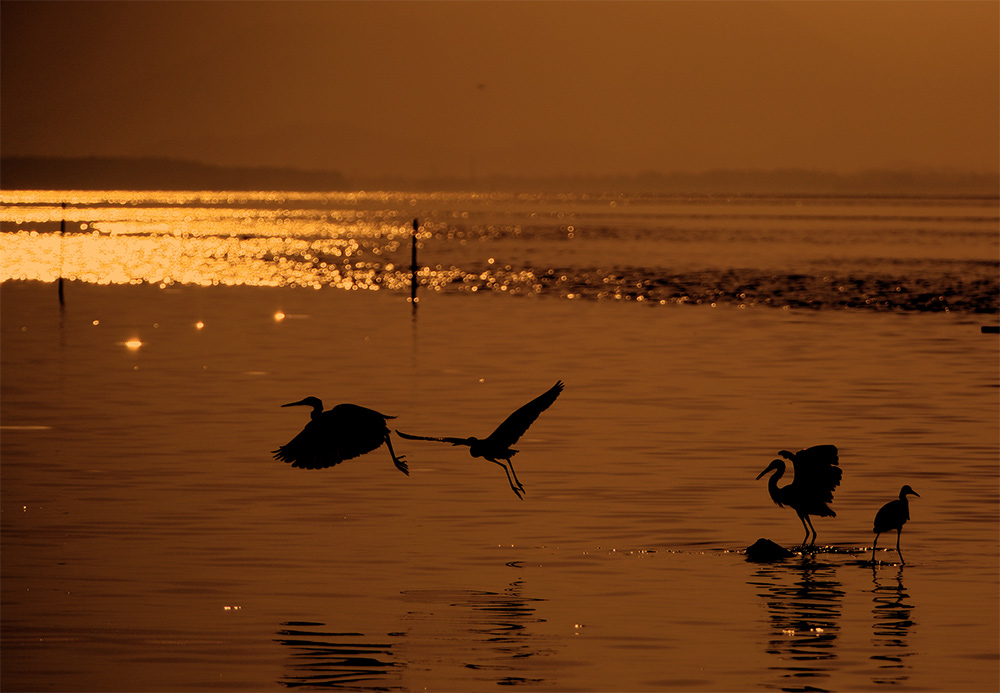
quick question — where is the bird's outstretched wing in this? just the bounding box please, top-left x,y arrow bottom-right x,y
781,445 -> 841,501
272,421 -> 349,469
484,380 -> 564,448
395,430 -> 470,446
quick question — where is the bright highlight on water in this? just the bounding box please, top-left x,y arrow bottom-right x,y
2,190 -> 996,312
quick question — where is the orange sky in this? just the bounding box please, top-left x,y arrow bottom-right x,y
2,1 -> 997,179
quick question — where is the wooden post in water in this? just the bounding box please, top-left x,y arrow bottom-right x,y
410,218 -> 419,305
58,202 -> 65,307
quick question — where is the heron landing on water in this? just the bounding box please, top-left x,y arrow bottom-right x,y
396,380 -> 564,499
273,397 -> 409,475
756,445 -> 842,547
872,485 -> 920,565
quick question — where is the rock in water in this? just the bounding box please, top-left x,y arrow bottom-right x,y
745,538 -> 794,562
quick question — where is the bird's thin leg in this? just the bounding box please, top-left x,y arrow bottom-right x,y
896,529 -> 905,565
384,434 -> 409,476
506,459 -> 526,492
798,514 -> 811,547
805,516 -> 819,546
490,460 -> 523,500
873,533 -> 880,563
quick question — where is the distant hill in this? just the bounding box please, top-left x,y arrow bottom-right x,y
0,156 -> 349,192
2,155 -> 996,195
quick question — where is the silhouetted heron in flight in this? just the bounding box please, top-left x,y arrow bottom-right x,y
395,380 -> 564,499
872,485 -> 920,564
756,445 -> 842,546
273,397 -> 408,475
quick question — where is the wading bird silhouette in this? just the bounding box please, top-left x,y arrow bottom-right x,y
872,485 -> 920,564
273,397 -> 408,475
756,445 -> 842,546
395,380 -> 564,499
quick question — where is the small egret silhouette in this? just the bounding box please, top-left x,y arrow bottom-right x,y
396,380 -> 564,499
273,397 -> 408,475
756,445 -> 842,546
872,485 -> 920,564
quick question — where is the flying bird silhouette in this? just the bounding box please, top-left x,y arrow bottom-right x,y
273,397 -> 408,475
872,485 -> 920,564
395,380 -> 564,499
756,445 -> 842,546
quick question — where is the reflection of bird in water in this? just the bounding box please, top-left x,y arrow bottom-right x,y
396,381 -> 563,499
275,621 -> 398,689
273,397 -> 408,475
757,445 -> 842,546
872,485 -> 920,564
750,556 -> 844,684
869,565 -> 915,685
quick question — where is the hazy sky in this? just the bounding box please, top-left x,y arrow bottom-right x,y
2,1 -> 997,179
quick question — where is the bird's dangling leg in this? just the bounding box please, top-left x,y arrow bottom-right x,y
872,533 -> 881,564
506,459 -> 526,493
490,460 -> 524,500
384,434 -> 409,476
896,529 -> 905,565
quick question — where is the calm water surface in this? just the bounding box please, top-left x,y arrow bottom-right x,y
1,191 -> 998,691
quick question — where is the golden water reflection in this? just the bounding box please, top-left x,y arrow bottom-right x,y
3,189 -> 997,310
1,229 -> 549,296
0,189 -> 545,294
1,231 -> 392,289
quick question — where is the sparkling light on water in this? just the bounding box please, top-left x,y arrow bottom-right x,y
2,189 -> 997,311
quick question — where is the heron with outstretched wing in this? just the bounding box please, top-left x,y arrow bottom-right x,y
756,444 -> 842,546
396,380 -> 564,499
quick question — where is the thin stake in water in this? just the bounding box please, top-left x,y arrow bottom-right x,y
58,201 -> 65,307
410,218 -> 419,305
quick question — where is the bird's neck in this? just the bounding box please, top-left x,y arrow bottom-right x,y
767,465 -> 785,504
309,404 -> 324,420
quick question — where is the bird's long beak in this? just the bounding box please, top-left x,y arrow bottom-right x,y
756,461 -> 777,480
281,399 -> 308,408
910,490 -> 921,497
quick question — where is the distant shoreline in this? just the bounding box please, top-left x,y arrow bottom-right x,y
2,155 -> 997,196
0,156 -> 349,193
